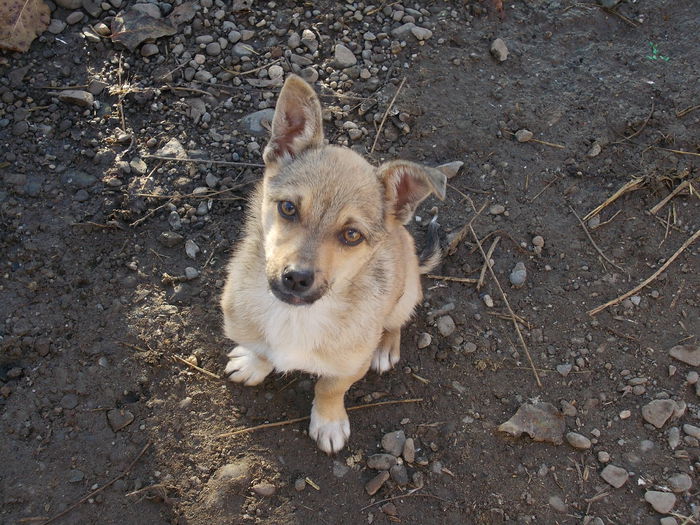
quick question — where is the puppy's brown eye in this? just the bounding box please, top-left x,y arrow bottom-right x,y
278,201 -> 297,219
340,228 -> 364,246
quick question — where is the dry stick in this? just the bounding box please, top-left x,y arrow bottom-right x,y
469,225 -> 542,388
224,57 -> 282,76
477,236 -> 501,290
503,130 -> 565,149
130,201 -> 172,228
611,100 -> 654,145
588,228 -> 700,316
173,355 -> 221,380
528,177 -> 559,202
676,104 -> 700,118
569,205 -> 624,272
600,6 -> 638,27
446,202 -> 487,256
655,146 -> 700,157
142,154 -> 265,168
40,443 -> 151,525
216,398 -> 423,439
370,77 -> 406,154
426,274 -> 478,284
582,177 -> 645,221
649,180 -> 691,214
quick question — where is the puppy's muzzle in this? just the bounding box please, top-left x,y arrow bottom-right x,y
270,266 -> 325,305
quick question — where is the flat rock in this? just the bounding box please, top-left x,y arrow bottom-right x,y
251,482 -> 275,496
240,109 -> 275,135
107,408 -> 134,432
417,332 -> 432,349
644,491 -> 676,514
367,454 -> 397,470
683,424 -> 700,439
669,344 -> 700,366
515,129 -> 533,142
497,402 -> 565,445
667,472 -> 691,493
437,315 -> 456,337
58,90 -> 94,107
600,464 -> 628,488
381,430 -> 406,456
641,399 -> 676,428
390,464 -> 409,485
155,137 -> 186,158
402,438 -> 415,463
159,231 -> 184,247
548,495 -> 567,513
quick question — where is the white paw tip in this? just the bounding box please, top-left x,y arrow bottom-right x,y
309,411 -> 350,454
224,346 -> 273,386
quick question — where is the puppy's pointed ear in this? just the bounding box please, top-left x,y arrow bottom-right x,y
262,75 -> 324,166
378,160 -> 447,224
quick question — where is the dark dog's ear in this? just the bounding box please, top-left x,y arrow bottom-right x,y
378,160 -> 447,224
262,75 -> 323,166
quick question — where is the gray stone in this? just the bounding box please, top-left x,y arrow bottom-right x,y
334,44 -> 357,68
185,240 -> 200,259
515,129 -> 533,142
489,204 -> 505,215
155,138 -> 186,159
367,454 -> 397,470
294,478 -> 306,491
66,11 -> 84,24
61,169 -> 96,188
206,42 -> 221,56
660,518 -> 678,525
300,67 -> 319,83
68,469 -> 85,483
490,38 -> 508,61
641,399 -> 675,428
410,26 -> 432,40
667,473 -> 691,493
548,495 -> 567,513
381,430 -> 406,456
668,426 -> 681,449
332,460 -> 349,478
233,42 -> 254,56
391,22 -> 416,39
509,262 -> 527,287
55,0 -> 82,7
644,491 -> 676,514
48,19 -> 67,34
437,315 -> 456,337
130,157 -> 148,175
390,464 -> 409,485
141,43 -> 159,57
683,424 -> 700,439
240,109 -> 275,135
61,393 -> 79,409
600,464 -> 628,488
566,432 -> 591,450
184,267 -> 199,280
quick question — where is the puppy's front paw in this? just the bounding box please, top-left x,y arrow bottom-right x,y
371,330 -> 401,374
224,346 -> 274,386
309,406 -> 350,454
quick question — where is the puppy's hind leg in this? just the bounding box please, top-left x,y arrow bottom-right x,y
370,328 -> 401,374
225,345 -> 274,386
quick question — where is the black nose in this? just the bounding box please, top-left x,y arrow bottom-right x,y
282,268 -> 315,293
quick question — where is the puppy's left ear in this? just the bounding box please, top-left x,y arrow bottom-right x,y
378,160 -> 447,224
263,75 -> 324,166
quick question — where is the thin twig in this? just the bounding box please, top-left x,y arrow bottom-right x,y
611,100 -> 654,145
477,236 -> 500,290
142,154 -> 265,168
361,489 -> 453,511
600,6 -> 638,27
503,130 -> 565,149
216,398 -> 423,439
223,57 -> 282,76
426,274 -> 478,284
130,201 -> 171,228
469,225 -> 542,388
569,205 -> 625,272
40,443 -> 151,525
588,228 -> 700,316
173,355 -> 221,380
446,202 -> 487,256
528,177 -> 559,202
371,77 -> 406,154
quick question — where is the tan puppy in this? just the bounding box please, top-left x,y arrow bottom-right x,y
220,75 -> 446,453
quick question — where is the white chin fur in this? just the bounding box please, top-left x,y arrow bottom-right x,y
371,346 -> 398,374
225,346 -> 274,386
309,406 -> 350,454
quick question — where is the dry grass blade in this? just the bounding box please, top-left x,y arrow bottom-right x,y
446,202 -> 487,256
611,100 -> 654,145
173,355 -> 221,380
426,274 -> 478,284
142,154 -> 265,168
371,77 -> 406,154
582,177 -> 645,221
216,398 -> 423,438
0,0 -> 51,52
569,204 -> 624,272
469,225 -> 542,388
649,180 -> 690,215
588,228 -> 700,316
654,146 -> 700,158
676,104 -> 700,118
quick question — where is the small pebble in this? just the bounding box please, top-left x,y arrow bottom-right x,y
251,482 -> 275,497
294,478 -> 306,492
436,315 -> 456,337
402,438 -> 415,463
417,332 -> 432,349
644,491 -> 676,514
566,432 -> 591,450
667,473 -> 692,493
367,454 -> 397,471
509,262 -> 527,287
600,464 -> 628,488
515,129 -> 533,143
490,38 -> 508,61
381,430 -> 406,456
365,471 -> 390,496
482,294 -> 494,308
489,204 -> 505,215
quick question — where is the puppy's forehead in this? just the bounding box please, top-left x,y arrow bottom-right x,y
269,146 -> 383,221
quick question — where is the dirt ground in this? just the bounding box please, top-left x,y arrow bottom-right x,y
1,1 -> 699,524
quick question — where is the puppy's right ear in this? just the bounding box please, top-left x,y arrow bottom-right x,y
262,75 -> 324,166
